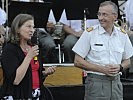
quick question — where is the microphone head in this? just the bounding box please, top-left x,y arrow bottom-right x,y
27,30 -> 38,46
31,34 -> 38,46
30,28 -> 39,46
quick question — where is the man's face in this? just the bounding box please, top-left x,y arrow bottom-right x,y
97,5 -> 118,29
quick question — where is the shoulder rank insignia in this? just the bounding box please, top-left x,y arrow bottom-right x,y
86,27 -> 93,32
114,22 -> 119,27
120,28 -> 126,34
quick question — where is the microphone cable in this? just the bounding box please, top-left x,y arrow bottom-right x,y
43,85 -> 54,100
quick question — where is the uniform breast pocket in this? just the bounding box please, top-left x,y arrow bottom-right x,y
91,45 -> 106,60
112,48 -> 123,54
111,47 -> 124,60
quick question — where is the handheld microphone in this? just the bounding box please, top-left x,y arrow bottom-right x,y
31,29 -> 39,64
34,56 -> 38,64
31,30 -> 38,46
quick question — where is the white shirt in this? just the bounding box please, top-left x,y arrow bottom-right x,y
72,24 -> 133,75
59,9 -> 99,32
125,0 -> 133,28
0,7 -> 7,25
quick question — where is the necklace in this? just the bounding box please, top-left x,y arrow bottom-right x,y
20,45 -> 30,52
25,48 -> 29,52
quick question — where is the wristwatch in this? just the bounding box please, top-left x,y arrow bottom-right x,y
119,64 -> 124,72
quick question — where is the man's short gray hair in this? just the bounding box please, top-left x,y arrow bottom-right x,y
99,1 -> 118,14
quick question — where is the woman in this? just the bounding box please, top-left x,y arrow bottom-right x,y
0,14 -> 56,99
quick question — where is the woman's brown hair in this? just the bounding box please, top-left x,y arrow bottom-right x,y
9,14 -> 34,44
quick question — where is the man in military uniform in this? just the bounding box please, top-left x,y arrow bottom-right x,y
72,1 -> 133,100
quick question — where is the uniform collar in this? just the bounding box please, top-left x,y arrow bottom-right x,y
98,25 -> 106,34
112,26 -> 118,35
98,24 -> 117,35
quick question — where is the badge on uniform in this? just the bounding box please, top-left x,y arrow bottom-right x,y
120,28 -> 126,34
86,27 -> 93,32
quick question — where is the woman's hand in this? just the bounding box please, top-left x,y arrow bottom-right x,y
26,45 -> 39,59
42,66 -> 56,76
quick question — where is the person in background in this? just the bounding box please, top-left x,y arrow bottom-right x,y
38,9 -> 58,63
0,25 -> 5,46
0,25 -> 5,87
0,25 -> 5,66
46,9 -> 56,35
72,1 -> 133,100
59,9 -> 99,63
0,7 -> 7,25
123,0 -> 133,78
124,0 -> 133,31
0,5 -> 7,87
0,14 -> 56,99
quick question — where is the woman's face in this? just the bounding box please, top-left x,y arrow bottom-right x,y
18,20 -> 35,41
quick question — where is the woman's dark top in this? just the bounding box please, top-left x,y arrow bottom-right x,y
0,43 -> 45,99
